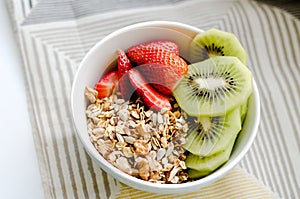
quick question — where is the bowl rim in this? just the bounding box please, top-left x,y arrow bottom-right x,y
71,20 -> 261,193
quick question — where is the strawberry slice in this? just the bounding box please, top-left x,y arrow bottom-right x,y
127,40 -> 179,56
128,68 -> 172,111
136,64 -> 182,95
118,49 -> 132,74
117,49 -> 135,100
94,71 -> 118,98
127,47 -> 188,76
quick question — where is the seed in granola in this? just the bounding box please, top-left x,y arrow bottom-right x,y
179,161 -> 187,169
151,137 -> 160,148
158,124 -> 164,131
123,147 -> 134,158
123,136 -> 136,144
144,110 -> 153,118
168,154 -> 177,164
96,140 -> 111,157
157,112 -> 163,124
107,151 -> 123,163
85,87 -> 98,103
116,133 -> 124,144
152,113 -> 157,125
116,141 -> 127,150
146,154 -> 161,171
131,110 -> 140,120
103,140 -> 114,150
115,126 -> 125,135
115,157 -> 132,174
128,120 -> 137,128
161,157 -> 168,165
118,109 -> 129,122
166,143 -> 174,157
93,111 -> 104,120
134,140 -> 150,156
156,148 -> 166,160
123,127 -> 131,136
92,127 -> 105,137
171,176 -> 179,183
149,150 -> 156,159
110,117 -> 118,126
160,137 -> 168,148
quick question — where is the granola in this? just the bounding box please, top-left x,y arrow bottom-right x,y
85,87 -> 189,183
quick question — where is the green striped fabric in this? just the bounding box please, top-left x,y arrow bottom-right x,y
8,0 -> 300,198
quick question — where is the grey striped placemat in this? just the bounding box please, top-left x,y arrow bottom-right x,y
8,0 -> 300,198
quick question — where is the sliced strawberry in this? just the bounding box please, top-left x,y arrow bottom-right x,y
118,49 -> 132,74
127,40 -> 179,55
94,71 -> 118,98
127,48 -> 188,76
128,68 -> 172,111
117,49 -> 134,100
136,64 -> 182,95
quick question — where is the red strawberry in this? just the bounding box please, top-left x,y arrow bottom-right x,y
127,47 -> 188,76
136,64 -> 182,95
118,49 -> 132,74
127,40 -> 179,55
128,68 -> 172,111
117,49 -> 134,100
94,71 -> 118,98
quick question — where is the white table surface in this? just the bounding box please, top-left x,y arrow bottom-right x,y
0,1 -> 44,199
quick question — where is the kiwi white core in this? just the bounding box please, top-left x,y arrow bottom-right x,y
199,117 -> 211,131
194,77 -> 227,91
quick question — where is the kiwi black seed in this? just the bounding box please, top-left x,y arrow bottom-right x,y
173,56 -> 252,116
188,29 -> 248,65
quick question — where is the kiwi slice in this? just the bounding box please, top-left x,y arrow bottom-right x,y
185,130 -> 238,178
188,169 -> 211,179
240,99 -> 248,124
183,107 -> 241,157
173,56 -> 252,116
189,29 -> 248,65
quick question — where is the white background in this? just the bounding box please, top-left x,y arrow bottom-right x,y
0,1 -> 44,198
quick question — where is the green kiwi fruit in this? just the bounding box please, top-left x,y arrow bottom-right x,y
240,97 -> 249,124
188,168 -> 211,179
188,29 -> 248,65
173,56 -> 253,116
183,107 -> 241,157
185,130 -> 238,178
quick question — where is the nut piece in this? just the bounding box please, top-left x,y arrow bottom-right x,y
134,140 -> 150,156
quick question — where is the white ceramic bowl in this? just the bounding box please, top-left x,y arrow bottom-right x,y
71,21 -> 260,194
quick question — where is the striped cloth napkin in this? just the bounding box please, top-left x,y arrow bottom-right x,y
8,0 -> 300,198
115,167 -> 275,199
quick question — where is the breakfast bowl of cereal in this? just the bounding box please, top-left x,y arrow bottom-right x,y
71,21 -> 260,194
